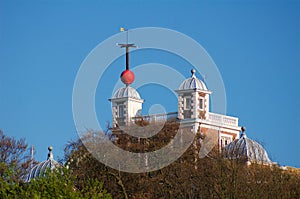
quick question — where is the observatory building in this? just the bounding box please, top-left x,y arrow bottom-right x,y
109,38 -> 242,150
109,37 -> 272,164
110,67 -> 241,149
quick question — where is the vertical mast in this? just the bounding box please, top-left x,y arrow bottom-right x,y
118,28 -> 136,70
118,43 -> 136,70
118,28 -> 136,86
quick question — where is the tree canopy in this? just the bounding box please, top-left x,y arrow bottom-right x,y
64,122 -> 300,199
1,124 -> 300,199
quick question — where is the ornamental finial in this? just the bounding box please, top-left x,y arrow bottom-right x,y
191,69 -> 196,78
47,146 -> 53,160
240,126 -> 247,138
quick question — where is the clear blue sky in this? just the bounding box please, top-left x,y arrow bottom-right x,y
1,0 -> 299,167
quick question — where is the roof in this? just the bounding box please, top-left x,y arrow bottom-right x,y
178,69 -> 208,91
25,146 -> 61,182
224,133 -> 272,164
112,86 -> 141,100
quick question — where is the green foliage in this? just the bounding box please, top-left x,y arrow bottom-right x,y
80,179 -> 112,199
0,167 -> 111,199
0,131 -> 112,199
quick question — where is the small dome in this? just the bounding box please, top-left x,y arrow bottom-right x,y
224,133 -> 271,164
179,69 -> 208,91
25,146 -> 61,182
112,86 -> 141,99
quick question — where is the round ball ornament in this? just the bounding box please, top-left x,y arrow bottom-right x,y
120,69 -> 135,85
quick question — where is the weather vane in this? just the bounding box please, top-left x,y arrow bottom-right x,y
117,27 -> 136,86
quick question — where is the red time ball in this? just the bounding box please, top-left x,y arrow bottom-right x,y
120,69 -> 135,85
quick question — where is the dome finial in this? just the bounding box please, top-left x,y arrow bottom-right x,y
47,146 -> 53,160
241,126 -> 247,138
191,69 -> 196,78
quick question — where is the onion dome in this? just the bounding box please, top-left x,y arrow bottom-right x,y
224,128 -> 271,164
112,86 -> 141,100
179,69 -> 208,91
25,146 -> 61,182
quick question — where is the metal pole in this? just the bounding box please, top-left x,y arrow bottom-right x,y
126,46 -> 129,70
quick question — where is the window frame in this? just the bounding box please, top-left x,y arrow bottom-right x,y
184,96 -> 191,110
118,104 -> 124,118
199,97 -> 204,110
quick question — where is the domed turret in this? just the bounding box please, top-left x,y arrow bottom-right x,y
110,86 -> 144,127
224,127 -> 272,164
25,146 -> 61,182
176,69 -> 211,120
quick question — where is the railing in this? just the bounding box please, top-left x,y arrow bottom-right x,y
131,112 -> 178,123
207,112 -> 238,127
116,111 -> 238,127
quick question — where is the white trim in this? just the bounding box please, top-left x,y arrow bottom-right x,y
175,89 -> 212,95
109,97 -> 144,103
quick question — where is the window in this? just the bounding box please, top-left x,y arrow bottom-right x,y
199,98 -> 204,110
118,104 -> 124,118
221,136 -> 232,147
184,96 -> 191,110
